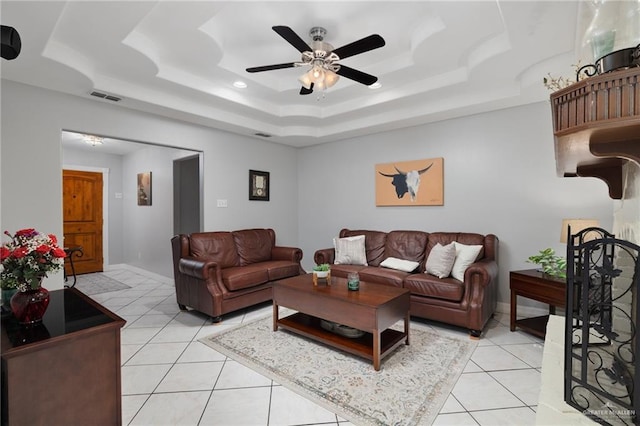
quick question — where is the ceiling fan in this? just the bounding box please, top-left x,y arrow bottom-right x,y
246,26 -> 385,95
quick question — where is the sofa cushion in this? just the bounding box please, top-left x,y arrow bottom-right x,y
222,264 -> 270,291
427,233 -> 485,261
380,257 -> 420,272
233,229 -> 274,266
358,266 -> 407,288
404,274 -> 465,302
189,232 -> 239,268
329,263 -> 367,278
263,260 -> 300,281
334,235 -> 368,265
425,242 -> 456,278
340,229 -> 387,266
384,231 -> 429,267
451,242 -> 483,281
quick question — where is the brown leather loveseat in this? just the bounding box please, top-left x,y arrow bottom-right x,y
314,228 -> 498,337
171,228 -> 304,322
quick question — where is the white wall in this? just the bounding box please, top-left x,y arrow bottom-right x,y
1,80 -> 300,286
613,162 -> 640,245
1,79 -> 619,309
297,101 -> 614,310
121,147 -> 193,277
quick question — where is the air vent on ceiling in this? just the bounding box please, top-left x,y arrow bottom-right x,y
254,132 -> 272,138
89,90 -> 122,102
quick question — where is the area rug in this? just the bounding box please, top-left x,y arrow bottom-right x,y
72,273 -> 131,295
200,315 -> 477,425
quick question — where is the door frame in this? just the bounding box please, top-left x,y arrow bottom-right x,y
62,164 -> 109,268
173,153 -> 204,235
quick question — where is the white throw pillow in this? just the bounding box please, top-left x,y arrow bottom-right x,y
425,243 -> 456,278
333,235 -> 368,265
380,257 -> 420,273
450,242 -> 483,281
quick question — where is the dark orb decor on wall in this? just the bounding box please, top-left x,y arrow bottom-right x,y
1,25 -> 21,60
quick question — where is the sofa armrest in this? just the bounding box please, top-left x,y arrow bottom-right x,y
464,259 -> 498,288
178,257 -> 220,280
271,246 -> 303,263
314,248 -> 335,265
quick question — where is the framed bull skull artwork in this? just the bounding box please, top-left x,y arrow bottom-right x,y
375,158 -> 444,206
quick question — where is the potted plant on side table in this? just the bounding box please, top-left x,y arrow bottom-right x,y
527,248 -> 567,279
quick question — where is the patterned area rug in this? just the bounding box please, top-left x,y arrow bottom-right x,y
201,315 -> 477,425
72,273 -> 131,295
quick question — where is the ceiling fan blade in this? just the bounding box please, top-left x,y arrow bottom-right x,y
246,62 -> 297,73
332,34 -> 385,60
300,83 -> 314,95
335,65 -> 378,86
272,26 -> 312,53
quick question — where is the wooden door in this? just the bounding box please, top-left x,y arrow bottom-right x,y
62,170 -> 103,274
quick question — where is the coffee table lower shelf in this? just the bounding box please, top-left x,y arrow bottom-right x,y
277,312 -> 407,364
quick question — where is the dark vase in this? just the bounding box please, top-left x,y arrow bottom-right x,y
10,286 -> 50,324
2,288 -> 17,310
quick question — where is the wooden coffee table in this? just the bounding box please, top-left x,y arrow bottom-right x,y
273,274 -> 410,371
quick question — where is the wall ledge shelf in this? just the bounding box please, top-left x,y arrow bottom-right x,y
551,67 -> 640,199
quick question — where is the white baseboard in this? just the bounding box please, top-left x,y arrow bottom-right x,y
496,301 -> 557,318
105,263 -> 174,286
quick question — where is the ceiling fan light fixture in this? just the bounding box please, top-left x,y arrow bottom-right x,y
298,71 -> 314,89
312,65 -> 323,79
248,26 -> 385,96
323,70 -> 339,88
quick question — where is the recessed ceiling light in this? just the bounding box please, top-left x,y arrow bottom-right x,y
369,82 -> 382,89
233,81 -> 247,89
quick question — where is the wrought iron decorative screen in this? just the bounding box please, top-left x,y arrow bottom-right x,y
565,227 -> 640,425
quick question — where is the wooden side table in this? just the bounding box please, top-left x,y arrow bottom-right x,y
1,288 -> 125,425
510,269 -> 566,339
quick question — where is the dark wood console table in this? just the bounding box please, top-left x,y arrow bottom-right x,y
510,269 -> 566,339
1,287 -> 125,425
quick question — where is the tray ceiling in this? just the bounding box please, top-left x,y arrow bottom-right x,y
1,1 -> 584,147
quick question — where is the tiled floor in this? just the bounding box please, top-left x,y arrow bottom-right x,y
89,266 -> 545,426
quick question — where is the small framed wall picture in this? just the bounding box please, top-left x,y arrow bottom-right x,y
249,170 -> 269,201
137,172 -> 152,206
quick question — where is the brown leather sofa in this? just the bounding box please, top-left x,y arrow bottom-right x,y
171,228 -> 304,322
314,229 -> 498,337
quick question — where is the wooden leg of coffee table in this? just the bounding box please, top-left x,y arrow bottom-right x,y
405,311 -> 410,345
373,330 -> 381,371
273,303 -> 278,331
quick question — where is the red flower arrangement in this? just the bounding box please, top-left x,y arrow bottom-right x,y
0,228 -> 66,291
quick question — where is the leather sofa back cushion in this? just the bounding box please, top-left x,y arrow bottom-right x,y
190,232 -> 239,268
385,231 -> 429,264
339,229 -> 387,266
427,232 -> 485,260
233,228 -> 274,265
